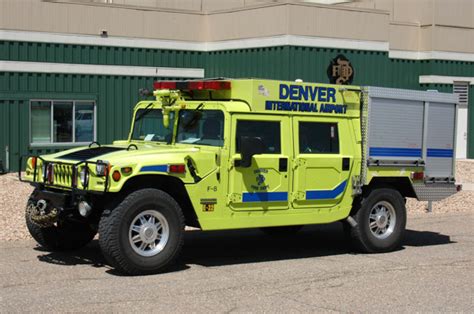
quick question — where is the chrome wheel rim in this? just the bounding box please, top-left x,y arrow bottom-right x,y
129,210 -> 169,257
368,201 -> 396,240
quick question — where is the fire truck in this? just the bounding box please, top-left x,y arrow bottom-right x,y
20,78 -> 460,275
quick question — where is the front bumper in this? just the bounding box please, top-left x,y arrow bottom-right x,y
30,188 -> 70,211
19,155 -> 110,194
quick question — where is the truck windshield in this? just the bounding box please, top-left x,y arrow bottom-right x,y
131,109 -> 174,142
176,110 -> 224,147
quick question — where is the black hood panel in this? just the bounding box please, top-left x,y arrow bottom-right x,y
58,147 -> 125,161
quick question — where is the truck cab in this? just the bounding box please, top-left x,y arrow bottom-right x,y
21,79 -> 459,275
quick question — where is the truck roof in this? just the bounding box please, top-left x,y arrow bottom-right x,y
151,78 -> 362,118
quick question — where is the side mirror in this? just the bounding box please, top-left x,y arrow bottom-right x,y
239,136 -> 265,168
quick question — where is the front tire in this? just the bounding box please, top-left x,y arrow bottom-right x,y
25,201 -> 97,251
346,188 -> 406,253
98,189 -> 184,275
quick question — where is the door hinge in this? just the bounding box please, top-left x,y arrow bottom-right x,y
227,193 -> 242,204
293,158 -> 306,169
291,191 -> 305,202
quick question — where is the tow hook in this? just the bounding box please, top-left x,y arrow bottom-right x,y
36,200 -> 47,215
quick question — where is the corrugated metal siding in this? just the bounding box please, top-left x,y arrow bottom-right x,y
0,99 -> 29,172
0,41 -> 204,68
0,72 -> 172,171
205,47 -> 290,80
1,41 -> 473,170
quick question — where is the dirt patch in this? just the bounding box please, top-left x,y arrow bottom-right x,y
456,159 -> 474,183
0,173 -> 34,241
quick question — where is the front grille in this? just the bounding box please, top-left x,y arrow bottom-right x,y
53,163 -> 74,186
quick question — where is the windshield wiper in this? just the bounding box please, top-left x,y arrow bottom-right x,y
182,103 -> 204,130
134,103 -> 154,121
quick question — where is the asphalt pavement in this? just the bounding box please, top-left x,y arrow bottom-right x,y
1,212 -> 473,312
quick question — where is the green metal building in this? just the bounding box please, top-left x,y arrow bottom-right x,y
1,1 -> 473,171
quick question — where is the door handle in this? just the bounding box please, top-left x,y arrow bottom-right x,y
342,157 -> 350,171
279,158 -> 288,172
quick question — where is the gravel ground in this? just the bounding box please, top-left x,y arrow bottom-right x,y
1,161 -> 473,242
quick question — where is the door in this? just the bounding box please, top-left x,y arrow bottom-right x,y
228,115 -> 292,211
456,107 -> 468,159
292,118 -> 351,209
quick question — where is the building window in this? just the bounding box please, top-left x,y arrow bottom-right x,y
299,122 -> 339,154
30,100 -> 96,145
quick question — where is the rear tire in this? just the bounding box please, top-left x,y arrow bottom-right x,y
98,189 -> 185,275
346,188 -> 406,253
25,201 -> 97,251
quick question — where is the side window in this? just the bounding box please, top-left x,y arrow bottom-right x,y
236,120 -> 281,154
299,122 -> 339,154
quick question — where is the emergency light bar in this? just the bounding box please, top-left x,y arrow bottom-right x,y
153,80 -> 231,91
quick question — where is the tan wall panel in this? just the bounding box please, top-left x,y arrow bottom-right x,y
1,0 -> 69,33
419,26 -> 433,51
434,0 -> 474,28
202,0 -> 245,11
288,4 -> 389,42
154,0 -> 202,11
66,5 -> 113,35
141,10 -> 206,41
0,0 -> 205,41
207,5 -> 288,41
389,23 -> 419,51
392,0 -> 433,25
433,26 -> 474,53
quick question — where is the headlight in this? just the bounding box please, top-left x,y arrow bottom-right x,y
79,167 -> 89,187
96,160 -> 110,176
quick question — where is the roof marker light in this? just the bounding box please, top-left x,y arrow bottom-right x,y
153,80 -> 231,91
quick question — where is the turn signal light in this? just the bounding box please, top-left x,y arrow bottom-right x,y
169,164 -> 186,173
112,170 -> 121,182
31,157 -> 37,169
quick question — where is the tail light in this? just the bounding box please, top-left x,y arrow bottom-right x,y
411,171 -> 424,181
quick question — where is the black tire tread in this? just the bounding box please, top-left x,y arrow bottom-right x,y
25,201 -> 96,251
347,188 -> 406,253
98,188 -> 185,275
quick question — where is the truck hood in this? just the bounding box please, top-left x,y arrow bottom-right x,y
44,143 -> 219,181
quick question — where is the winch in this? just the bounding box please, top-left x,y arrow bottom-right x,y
26,199 -> 59,228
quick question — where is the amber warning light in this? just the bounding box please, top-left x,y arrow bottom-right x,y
153,81 -> 231,91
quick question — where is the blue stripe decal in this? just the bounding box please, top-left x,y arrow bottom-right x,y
370,147 -> 422,157
242,191 -> 288,202
140,165 -> 168,172
427,148 -> 453,158
370,147 -> 453,158
306,180 -> 347,200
